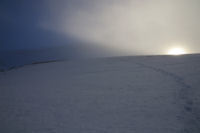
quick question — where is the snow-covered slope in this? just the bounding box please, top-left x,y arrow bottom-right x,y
0,54 -> 200,133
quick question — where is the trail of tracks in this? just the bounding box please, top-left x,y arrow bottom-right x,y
137,63 -> 200,132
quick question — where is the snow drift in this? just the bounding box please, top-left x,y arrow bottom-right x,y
0,54 -> 200,133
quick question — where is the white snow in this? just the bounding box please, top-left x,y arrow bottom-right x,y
0,54 -> 200,133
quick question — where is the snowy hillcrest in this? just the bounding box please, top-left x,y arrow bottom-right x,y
0,54 -> 200,133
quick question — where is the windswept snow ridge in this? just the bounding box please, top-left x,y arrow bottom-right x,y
0,54 -> 200,133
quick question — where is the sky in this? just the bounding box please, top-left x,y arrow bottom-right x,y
1,0 -> 200,55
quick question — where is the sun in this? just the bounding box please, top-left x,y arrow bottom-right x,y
167,47 -> 186,55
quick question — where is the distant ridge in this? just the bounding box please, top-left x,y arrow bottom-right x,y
1,53 -> 200,72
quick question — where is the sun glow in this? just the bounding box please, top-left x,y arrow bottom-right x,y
167,47 -> 186,55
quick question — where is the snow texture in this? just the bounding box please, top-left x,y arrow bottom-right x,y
0,54 -> 200,133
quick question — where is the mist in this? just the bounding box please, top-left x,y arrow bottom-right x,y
1,0 -> 200,70
41,0 -> 200,55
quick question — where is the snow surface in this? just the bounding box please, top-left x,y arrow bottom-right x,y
0,54 -> 200,133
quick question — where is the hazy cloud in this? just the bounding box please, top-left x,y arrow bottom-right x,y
1,0 -> 200,55
39,0 -> 200,55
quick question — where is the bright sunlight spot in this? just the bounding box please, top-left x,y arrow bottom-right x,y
167,47 -> 186,55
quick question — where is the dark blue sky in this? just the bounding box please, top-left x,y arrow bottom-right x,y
0,0 -> 71,50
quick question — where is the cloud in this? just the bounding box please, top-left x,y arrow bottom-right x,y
40,0 -> 200,55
